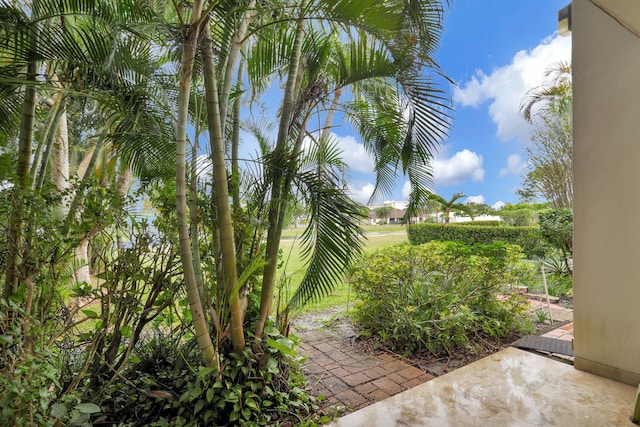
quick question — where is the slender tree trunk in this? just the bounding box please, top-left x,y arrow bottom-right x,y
231,57 -> 244,268
219,0 -> 256,129
174,0 -> 217,366
201,24 -> 245,352
190,102 -> 208,318
255,13 -> 307,339
316,88 -> 341,177
3,1 -> 40,298
49,102 -> 69,194
73,238 -> 91,285
63,136 -> 104,235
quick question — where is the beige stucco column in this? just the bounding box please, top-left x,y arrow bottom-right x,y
573,0 -> 640,385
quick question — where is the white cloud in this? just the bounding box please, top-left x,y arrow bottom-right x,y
348,182 -> 375,204
455,34 -> 571,143
300,132 -> 373,173
432,149 -> 485,187
466,195 -> 485,204
331,133 -> 374,173
499,154 -> 525,177
401,181 -> 412,199
492,201 -> 506,210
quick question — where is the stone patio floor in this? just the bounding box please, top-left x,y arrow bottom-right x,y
297,297 -> 579,416
297,328 -> 434,412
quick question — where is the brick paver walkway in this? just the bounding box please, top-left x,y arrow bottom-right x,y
297,329 -> 434,412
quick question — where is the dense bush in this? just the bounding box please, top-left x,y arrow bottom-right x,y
75,329 -> 316,427
349,242 -> 531,355
451,220 -> 501,226
407,223 -> 549,258
539,208 -> 573,266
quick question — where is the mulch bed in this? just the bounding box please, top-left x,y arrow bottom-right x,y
348,331 -> 523,377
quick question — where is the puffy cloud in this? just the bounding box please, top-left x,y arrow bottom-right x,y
401,181 -> 412,199
330,133 -> 374,173
348,182 -> 375,204
301,132 -> 373,173
455,34 -> 571,143
466,195 -> 486,204
499,154 -> 525,177
432,149 -> 485,187
492,200 -> 506,210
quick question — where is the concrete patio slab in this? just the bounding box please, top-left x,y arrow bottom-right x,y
328,347 -> 637,427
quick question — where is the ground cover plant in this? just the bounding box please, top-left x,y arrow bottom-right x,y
349,241 -> 531,355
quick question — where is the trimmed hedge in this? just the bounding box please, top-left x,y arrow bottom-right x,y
451,220 -> 501,227
407,223 -> 548,258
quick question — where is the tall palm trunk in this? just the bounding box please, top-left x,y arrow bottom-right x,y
255,12 -> 307,339
175,1 -> 217,367
201,24 -> 245,352
218,0 -> 256,129
3,1 -> 41,298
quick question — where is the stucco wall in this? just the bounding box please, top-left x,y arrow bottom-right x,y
573,0 -> 640,385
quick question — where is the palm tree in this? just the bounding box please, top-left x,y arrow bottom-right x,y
430,192 -> 469,224
520,62 -> 571,123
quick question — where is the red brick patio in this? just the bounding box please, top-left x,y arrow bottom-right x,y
297,329 -> 434,412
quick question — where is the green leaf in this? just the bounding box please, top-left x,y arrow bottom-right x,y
206,388 -> 215,403
241,408 -> 251,420
263,325 -> 280,336
50,402 -> 67,419
266,337 -> 295,356
244,398 -> 258,410
198,366 -> 216,378
81,309 -> 99,318
0,334 -> 14,345
194,400 -> 204,415
120,325 -> 132,338
74,403 -> 101,414
267,357 -> 279,374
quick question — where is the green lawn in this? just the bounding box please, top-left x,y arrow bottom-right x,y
278,225 -> 408,314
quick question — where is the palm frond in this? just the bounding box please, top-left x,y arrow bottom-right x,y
286,167 -> 365,310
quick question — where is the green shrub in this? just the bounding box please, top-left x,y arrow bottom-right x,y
349,242 -> 530,355
407,223 -> 550,258
452,220 -> 501,227
81,327 -> 315,426
539,208 -> 573,260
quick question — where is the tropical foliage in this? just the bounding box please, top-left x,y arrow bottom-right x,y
0,0 -> 451,423
350,242 -> 531,354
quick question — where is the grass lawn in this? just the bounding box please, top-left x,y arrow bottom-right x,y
278,225 -> 408,314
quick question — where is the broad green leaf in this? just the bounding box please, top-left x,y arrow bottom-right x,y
74,403 -> 101,414
50,402 -> 67,419
81,309 -> 99,318
263,325 -> 280,336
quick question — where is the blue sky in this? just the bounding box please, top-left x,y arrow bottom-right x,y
335,1 -> 572,208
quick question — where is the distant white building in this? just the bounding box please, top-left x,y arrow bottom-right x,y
448,213 -> 502,223
368,200 -> 409,210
